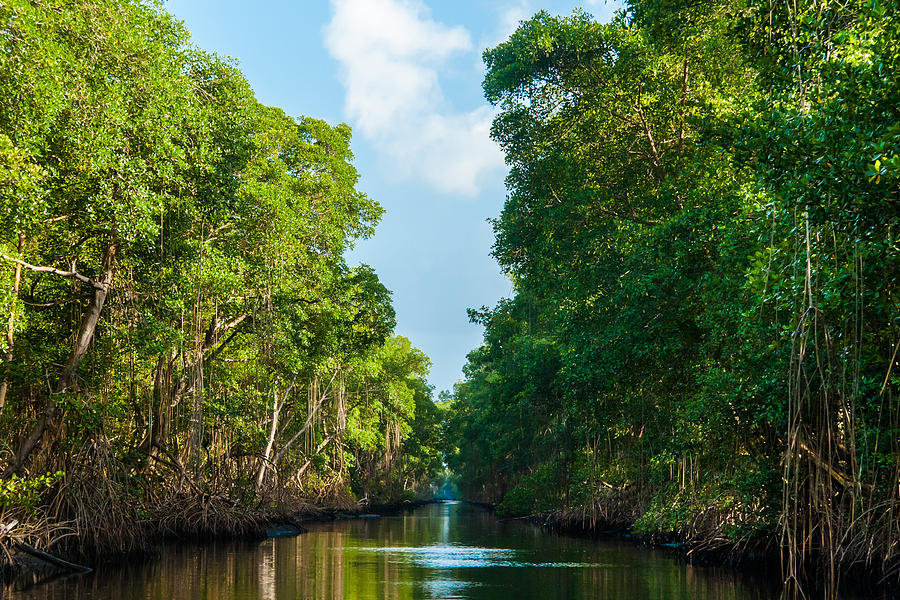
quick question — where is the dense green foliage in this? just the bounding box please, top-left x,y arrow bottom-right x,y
445,0 -> 900,595
0,0 -> 443,557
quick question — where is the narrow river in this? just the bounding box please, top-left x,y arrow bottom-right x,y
8,502 -> 776,599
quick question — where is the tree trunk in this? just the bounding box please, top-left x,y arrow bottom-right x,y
256,389 -> 283,491
270,369 -> 339,467
294,433 -> 336,482
56,241 -> 117,393
177,313 -> 248,403
0,233 -> 26,417
4,240 -> 117,476
136,314 -> 246,461
138,354 -> 172,456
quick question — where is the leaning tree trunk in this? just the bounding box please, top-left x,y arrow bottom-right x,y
4,241 -> 117,476
256,382 -> 291,492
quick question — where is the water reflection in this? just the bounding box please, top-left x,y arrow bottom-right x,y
5,502 -> 776,600
356,544 -> 612,569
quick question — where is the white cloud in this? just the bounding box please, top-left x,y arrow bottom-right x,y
584,0 -> 621,22
471,0 -> 531,73
493,0 -> 531,46
324,0 -> 506,197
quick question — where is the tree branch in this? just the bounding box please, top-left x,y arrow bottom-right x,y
0,253 -> 106,290
677,59 -> 690,156
271,369 -> 341,466
633,83 -> 664,180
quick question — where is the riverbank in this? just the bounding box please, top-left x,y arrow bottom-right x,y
5,500 -> 780,600
480,501 -> 898,600
1,496 -> 440,586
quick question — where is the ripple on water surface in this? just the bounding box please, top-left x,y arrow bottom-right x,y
356,543 -> 613,569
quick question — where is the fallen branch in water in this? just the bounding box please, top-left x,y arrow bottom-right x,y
14,540 -> 92,573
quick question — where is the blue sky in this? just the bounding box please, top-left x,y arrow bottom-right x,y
164,0 -> 621,394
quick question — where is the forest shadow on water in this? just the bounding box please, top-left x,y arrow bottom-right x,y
5,502 -> 785,600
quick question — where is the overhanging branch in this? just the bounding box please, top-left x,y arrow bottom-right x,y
0,253 -> 106,290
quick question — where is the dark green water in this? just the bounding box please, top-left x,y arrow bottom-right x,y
7,502 -> 777,599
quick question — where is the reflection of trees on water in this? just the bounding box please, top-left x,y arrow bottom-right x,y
8,505 -> 774,600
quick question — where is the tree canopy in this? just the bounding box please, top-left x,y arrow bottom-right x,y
0,0 -> 444,560
445,1 -> 900,596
